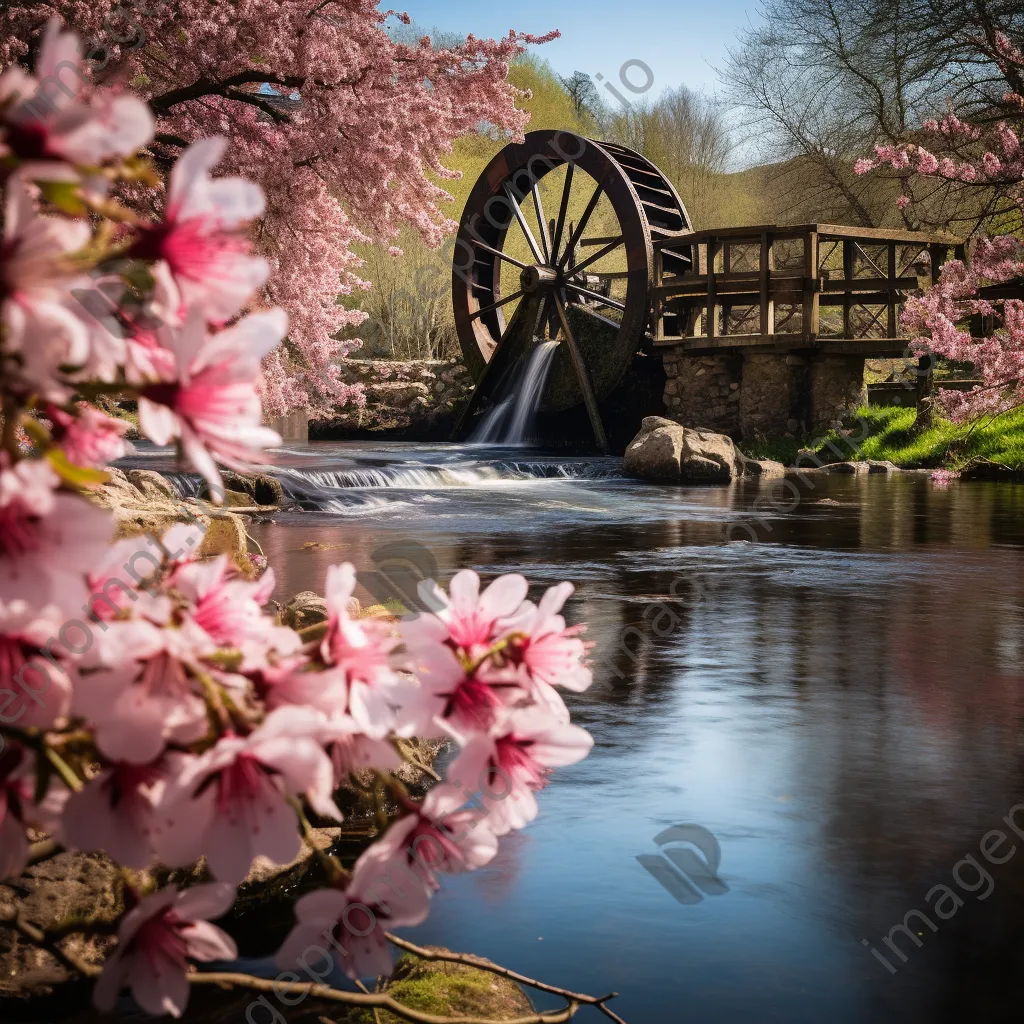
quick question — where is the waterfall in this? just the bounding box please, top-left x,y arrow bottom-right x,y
469,341 -> 559,445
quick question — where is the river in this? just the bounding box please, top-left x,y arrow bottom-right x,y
130,441 -> 1024,1023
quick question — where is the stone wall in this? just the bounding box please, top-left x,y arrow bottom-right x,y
809,355 -> 868,432
311,358 -> 474,440
660,348 -> 867,440
661,351 -> 742,433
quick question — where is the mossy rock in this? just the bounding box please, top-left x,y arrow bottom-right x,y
350,950 -> 534,1024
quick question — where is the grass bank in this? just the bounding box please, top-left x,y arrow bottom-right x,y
741,405 -> 1024,472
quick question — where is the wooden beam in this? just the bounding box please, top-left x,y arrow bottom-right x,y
759,231 -> 774,339
803,229 -> 819,341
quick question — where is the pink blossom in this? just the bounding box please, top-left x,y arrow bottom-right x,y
414,570 -> 528,649
320,563 -> 403,737
48,404 -> 131,466
275,840 -> 431,981
153,706 -> 342,883
93,883 -> 237,1018
75,619 -> 212,764
0,597 -> 73,729
398,635 -> 522,738
318,714 -> 402,782
372,783 -> 498,888
930,469 -> 961,486
0,453 -> 112,613
172,555 -> 299,666
0,175 -> 91,396
448,708 -> 593,835
0,19 -> 153,174
132,137 -> 269,325
61,755 -> 185,868
137,309 -> 286,494
505,582 -> 592,695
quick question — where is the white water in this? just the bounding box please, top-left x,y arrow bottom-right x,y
469,340 -> 559,445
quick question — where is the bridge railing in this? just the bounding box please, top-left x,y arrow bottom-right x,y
651,224 -> 964,356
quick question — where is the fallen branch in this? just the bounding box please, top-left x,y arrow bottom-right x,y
189,972 -> 579,1024
385,934 -> 628,1024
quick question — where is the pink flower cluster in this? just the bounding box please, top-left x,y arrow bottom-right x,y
855,44 -> 1024,422
0,22 -> 594,1021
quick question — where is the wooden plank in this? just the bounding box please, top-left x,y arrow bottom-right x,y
654,222 -> 960,249
815,222 -> 960,244
821,276 -> 919,293
654,335 -> 918,356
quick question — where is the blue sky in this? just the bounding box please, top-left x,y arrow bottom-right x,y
393,0 -> 761,97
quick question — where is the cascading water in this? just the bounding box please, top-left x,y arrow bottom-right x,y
469,340 -> 559,445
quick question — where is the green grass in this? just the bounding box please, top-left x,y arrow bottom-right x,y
812,404 -> 1024,471
737,405 -> 1024,471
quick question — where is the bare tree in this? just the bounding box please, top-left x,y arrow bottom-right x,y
603,85 -> 732,227
720,0 -> 1024,231
559,70 -> 601,123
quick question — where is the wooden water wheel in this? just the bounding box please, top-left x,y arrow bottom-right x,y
451,129 -> 694,449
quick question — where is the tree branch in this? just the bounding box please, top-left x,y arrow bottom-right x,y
189,972 -> 580,1024
0,905 -> 101,979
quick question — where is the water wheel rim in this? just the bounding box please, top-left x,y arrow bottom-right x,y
452,130 -> 657,414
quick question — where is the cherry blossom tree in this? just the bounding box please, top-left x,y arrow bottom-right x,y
0,24 -> 618,1024
0,2 -> 556,417
856,30 -> 1024,422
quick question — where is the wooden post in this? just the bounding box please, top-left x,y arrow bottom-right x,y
722,241 -> 731,337
759,231 -> 774,340
802,229 -> 819,341
887,242 -> 897,338
842,239 -> 853,339
928,243 -> 945,286
707,236 -> 719,340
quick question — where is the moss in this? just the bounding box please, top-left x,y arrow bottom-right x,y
348,951 -> 533,1024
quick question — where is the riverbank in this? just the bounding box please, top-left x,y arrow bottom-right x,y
742,404 -> 1024,476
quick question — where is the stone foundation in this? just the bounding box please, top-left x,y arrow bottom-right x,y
661,351 -> 742,433
809,355 -> 867,432
661,349 -> 866,440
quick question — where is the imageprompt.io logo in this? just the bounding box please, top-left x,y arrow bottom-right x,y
636,824 -> 729,905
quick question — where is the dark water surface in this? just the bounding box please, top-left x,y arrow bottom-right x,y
127,442 -> 1024,1023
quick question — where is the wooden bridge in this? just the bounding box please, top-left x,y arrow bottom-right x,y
649,223 -> 964,357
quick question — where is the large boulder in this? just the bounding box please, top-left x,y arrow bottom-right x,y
624,417 -> 743,484
623,417 -> 686,482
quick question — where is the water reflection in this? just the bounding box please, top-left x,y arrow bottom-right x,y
121,443 -> 1024,1022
